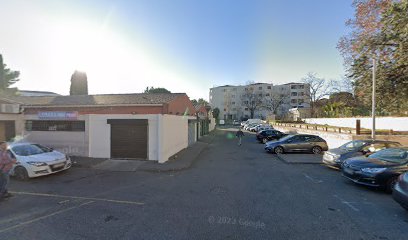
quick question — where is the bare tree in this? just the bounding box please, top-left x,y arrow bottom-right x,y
301,72 -> 330,117
263,92 -> 290,117
328,76 -> 354,94
240,86 -> 263,119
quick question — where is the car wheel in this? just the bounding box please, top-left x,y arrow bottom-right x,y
385,176 -> 398,193
274,146 -> 284,154
14,166 -> 29,181
262,138 -> 268,144
312,146 -> 322,154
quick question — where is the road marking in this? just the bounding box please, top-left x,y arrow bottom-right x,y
303,173 -> 323,183
0,201 -> 94,234
334,195 -> 359,212
9,191 -> 145,206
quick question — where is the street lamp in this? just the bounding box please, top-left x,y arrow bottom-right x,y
372,57 -> 376,140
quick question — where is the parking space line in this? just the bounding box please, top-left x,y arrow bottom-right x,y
0,201 -> 94,234
334,195 -> 359,212
303,173 -> 323,183
10,191 -> 145,206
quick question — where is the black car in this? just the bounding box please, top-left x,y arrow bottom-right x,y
323,140 -> 401,169
342,147 -> 408,192
256,129 -> 286,143
393,172 -> 408,210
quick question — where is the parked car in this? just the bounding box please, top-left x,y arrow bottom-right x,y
323,140 -> 401,170
264,134 -> 328,154
255,124 -> 273,132
249,124 -> 263,132
393,172 -> 408,210
341,147 -> 408,193
257,129 -> 286,143
241,121 -> 248,127
7,142 -> 72,180
219,120 -> 225,125
244,123 -> 258,131
233,120 -> 240,126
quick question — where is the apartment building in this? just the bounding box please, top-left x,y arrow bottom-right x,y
209,82 -> 310,120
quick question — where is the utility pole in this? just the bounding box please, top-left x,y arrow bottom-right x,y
372,57 -> 376,140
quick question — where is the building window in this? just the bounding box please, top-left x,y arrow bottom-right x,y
258,94 -> 262,97
291,99 -> 297,104
244,88 -> 248,91
291,92 -> 297,96
267,86 -> 271,89
25,120 -> 85,132
291,85 -> 297,89
233,88 -> 237,91
231,95 -> 235,98
224,108 -> 227,111
244,101 -> 248,104
232,102 -> 235,105
266,93 -> 270,96
299,92 -> 305,96
232,108 -> 237,111
259,87 -> 262,90
245,108 -> 249,111
298,99 -> 304,104
299,85 -> 305,89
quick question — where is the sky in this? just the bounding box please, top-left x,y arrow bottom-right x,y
0,0 -> 354,100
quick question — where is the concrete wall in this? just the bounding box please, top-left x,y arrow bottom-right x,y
274,125 -> 408,149
87,114 -> 159,160
21,114 -> 88,156
304,117 -> 408,131
160,114 -> 189,163
24,131 -> 88,156
209,117 -> 216,132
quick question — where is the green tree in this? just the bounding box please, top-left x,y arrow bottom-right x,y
70,70 -> 88,95
338,0 -> 408,116
191,98 -> 209,106
0,54 -> 20,90
212,107 -> 220,119
144,87 -> 171,93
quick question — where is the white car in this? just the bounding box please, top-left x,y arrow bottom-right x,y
7,142 -> 72,180
257,125 -> 273,132
249,124 -> 262,132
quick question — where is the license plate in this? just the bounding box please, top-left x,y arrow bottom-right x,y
344,168 -> 354,175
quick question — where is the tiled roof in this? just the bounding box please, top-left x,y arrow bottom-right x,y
4,93 -> 187,107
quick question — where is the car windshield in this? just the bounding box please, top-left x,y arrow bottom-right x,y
339,141 -> 367,150
368,148 -> 408,163
12,144 -> 52,156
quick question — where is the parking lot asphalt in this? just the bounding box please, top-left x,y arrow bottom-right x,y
1,127 -> 408,240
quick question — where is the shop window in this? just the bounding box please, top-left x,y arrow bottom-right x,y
25,120 -> 85,132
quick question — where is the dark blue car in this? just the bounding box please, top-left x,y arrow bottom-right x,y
323,140 -> 401,170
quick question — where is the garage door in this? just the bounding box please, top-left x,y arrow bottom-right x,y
108,119 -> 148,159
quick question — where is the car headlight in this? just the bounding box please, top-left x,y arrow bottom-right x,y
27,162 -> 47,167
361,167 -> 386,173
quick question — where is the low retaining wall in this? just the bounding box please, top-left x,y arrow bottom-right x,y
273,126 -> 408,148
303,117 -> 408,131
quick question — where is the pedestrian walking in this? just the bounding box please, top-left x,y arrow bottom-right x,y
236,129 -> 245,146
0,141 -> 16,199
